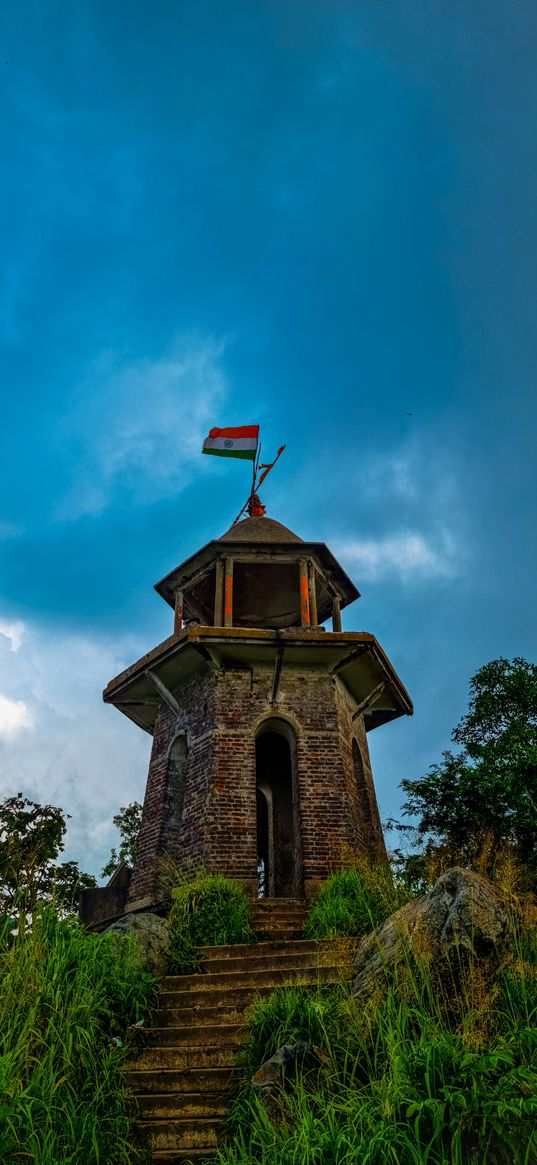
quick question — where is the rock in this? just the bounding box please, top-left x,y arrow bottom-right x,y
353,867 -> 510,996
252,1042 -> 330,1121
105,911 -> 169,972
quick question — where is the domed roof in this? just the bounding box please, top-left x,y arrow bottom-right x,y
219,516 -> 303,544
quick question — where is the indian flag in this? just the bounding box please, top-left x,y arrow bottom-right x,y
202,425 -> 259,461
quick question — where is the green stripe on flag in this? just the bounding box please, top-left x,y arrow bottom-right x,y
202,447 -> 256,460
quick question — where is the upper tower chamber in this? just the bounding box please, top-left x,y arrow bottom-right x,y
153,513 -> 359,633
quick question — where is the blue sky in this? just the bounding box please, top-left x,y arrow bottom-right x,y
1,1 -> 536,878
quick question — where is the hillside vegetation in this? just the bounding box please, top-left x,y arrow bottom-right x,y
0,908 -> 155,1164
216,866 -> 537,1165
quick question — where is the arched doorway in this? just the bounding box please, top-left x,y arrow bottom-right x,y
255,719 -> 302,898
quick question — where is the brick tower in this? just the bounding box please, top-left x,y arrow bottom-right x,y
82,512 -> 412,925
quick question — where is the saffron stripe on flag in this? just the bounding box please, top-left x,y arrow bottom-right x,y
208,425 -> 259,440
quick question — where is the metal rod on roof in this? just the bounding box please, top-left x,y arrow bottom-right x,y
229,439 -> 286,527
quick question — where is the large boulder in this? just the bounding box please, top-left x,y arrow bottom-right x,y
252,1042 -> 330,1121
105,911 -> 169,972
353,867 -> 510,996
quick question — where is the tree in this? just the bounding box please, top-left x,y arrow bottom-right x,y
101,801 -> 142,879
399,657 -> 537,879
0,793 -> 97,916
48,860 -> 99,913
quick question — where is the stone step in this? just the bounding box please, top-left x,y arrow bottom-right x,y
251,913 -> 307,926
251,898 -> 306,906
131,1044 -> 238,1070
152,1151 -> 217,1164
136,1117 -> 223,1151
189,948 -> 345,976
160,969 -> 345,1011
150,1002 -> 247,1027
255,911 -> 306,917
128,1067 -> 238,1094
159,975 -> 343,1014
162,962 -> 343,995
198,938 -> 320,960
254,927 -> 304,940
135,1091 -> 230,1120
251,918 -> 305,927
158,983 -> 281,1017
254,922 -> 306,931
252,901 -> 306,908
252,914 -> 306,923
140,1023 -> 244,1045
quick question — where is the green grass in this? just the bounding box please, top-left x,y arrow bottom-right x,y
216,902 -> 537,1165
0,905 -> 156,1164
168,872 -> 255,972
235,985 -> 343,1081
304,862 -> 410,940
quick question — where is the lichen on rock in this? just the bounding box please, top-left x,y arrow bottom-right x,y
353,867 -> 510,996
105,911 -> 169,972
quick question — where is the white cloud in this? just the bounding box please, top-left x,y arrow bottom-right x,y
0,693 -> 34,739
0,619 -> 152,877
359,453 -> 420,502
336,531 -> 457,581
56,333 -> 230,519
0,619 -> 26,652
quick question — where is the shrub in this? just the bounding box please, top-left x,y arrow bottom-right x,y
305,862 -> 410,940
0,904 -> 156,1164
168,872 -> 255,972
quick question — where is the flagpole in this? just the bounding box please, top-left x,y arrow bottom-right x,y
252,442 -> 261,499
230,440 -> 261,527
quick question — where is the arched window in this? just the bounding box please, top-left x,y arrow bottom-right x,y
163,733 -> 188,858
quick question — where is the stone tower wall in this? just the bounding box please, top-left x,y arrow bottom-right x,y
128,662 -> 387,908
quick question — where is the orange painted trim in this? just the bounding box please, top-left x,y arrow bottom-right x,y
224,576 -> 233,621
300,574 -> 311,626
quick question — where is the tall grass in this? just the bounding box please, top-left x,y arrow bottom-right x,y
168,872 -> 255,972
305,862 -> 410,940
236,985 -> 343,1081
217,905 -> 537,1164
0,905 -> 156,1164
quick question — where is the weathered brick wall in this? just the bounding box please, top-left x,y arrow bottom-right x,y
127,670 -> 216,906
211,669 -> 257,880
128,659 -> 388,908
334,678 -> 387,861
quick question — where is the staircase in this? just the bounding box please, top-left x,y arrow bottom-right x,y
128,900 -> 353,1164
